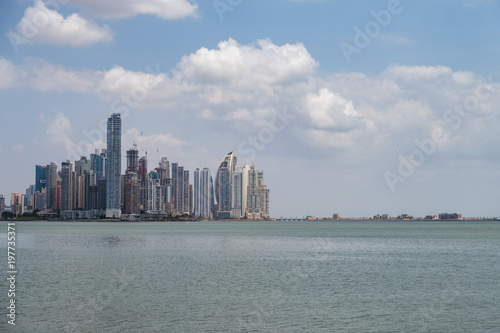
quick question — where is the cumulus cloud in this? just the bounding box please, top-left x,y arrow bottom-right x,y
69,0 -> 199,20
0,57 -> 164,95
25,58 -> 99,92
303,88 -> 365,131
97,65 -> 166,95
46,113 -> 79,154
2,39 -> 499,165
177,38 -> 318,88
8,1 -> 113,47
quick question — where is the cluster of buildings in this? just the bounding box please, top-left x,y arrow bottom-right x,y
0,113 -> 270,220
371,213 -> 463,220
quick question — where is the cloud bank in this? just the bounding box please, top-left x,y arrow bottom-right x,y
1,38 -> 498,168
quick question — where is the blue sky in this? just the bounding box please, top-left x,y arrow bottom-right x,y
0,0 -> 499,218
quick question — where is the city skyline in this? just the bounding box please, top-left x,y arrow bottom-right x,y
0,112 -> 272,220
0,1 -> 499,218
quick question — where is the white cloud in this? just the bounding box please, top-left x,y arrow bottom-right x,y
383,64 -> 452,81
0,57 -> 165,95
46,113 -> 78,153
303,88 -> 365,131
303,128 -> 361,149
177,38 -> 318,89
69,0 -> 199,20
24,58 -> 98,92
0,58 -> 18,89
97,65 -> 166,95
44,112 -> 106,160
9,1 -> 113,47
1,39 -> 499,167
200,109 -> 216,120
224,108 -> 253,121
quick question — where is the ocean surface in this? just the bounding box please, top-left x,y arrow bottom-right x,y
1,220 -> 499,333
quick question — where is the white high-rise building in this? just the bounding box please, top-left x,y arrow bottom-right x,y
215,152 -> 237,219
215,152 -> 270,219
231,164 -> 250,218
194,168 -> 213,219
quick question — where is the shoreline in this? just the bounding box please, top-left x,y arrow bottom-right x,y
1,218 -> 498,223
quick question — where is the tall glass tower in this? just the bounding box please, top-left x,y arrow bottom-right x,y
215,152 -> 237,218
106,113 -> 122,218
35,165 -> 48,192
194,168 -> 213,218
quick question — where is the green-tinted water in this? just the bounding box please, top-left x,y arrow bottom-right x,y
1,221 -> 499,332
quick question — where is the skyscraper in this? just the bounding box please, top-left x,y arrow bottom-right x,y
176,165 -> 185,213
231,164 -> 250,218
75,156 -> 91,176
75,156 -> 91,209
189,184 -> 193,216
123,146 -> 140,215
25,185 -> 35,211
171,162 -> 178,212
194,167 -> 213,218
91,149 -> 106,180
246,165 -> 260,219
183,169 -> 190,215
138,155 -> 148,211
157,157 -> 172,214
194,168 -> 200,216
126,148 -> 139,174
106,113 -> 122,218
217,167 -> 231,218
215,152 -> 237,219
259,185 -> 270,219
0,194 -> 5,214
11,193 -> 24,217
35,165 -> 48,192
61,161 -> 73,211
54,184 -> 61,211
97,179 -> 106,211
46,162 -> 58,210
158,157 -> 170,179
34,188 -> 47,211
245,165 -> 270,219
147,170 -> 163,213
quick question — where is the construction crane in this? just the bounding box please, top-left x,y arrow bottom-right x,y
133,131 -> 143,151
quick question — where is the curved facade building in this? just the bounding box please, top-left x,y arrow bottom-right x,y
214,152 -> 237,218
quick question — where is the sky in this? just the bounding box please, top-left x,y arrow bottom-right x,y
0,0 -> 499,218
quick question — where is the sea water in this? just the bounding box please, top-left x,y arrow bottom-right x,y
1,220 -> 499,332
